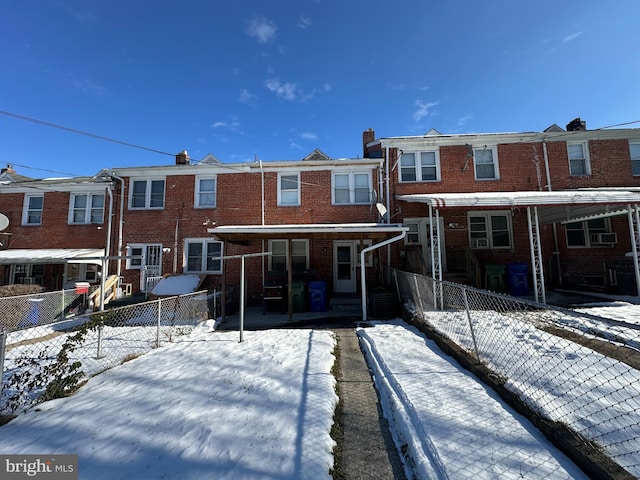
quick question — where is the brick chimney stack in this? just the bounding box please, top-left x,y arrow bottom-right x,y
1,164 -> 16,175
175,150 -> 190,165
363,128 -> 375,157
566,118 -> 587,131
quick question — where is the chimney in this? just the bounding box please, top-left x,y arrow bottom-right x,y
363,128 -> 375,157
175,150 -> 190,165
566,118 -> 587,131
1,164 -> 16,175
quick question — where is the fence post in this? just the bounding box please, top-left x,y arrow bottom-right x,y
412,276 -> 425,321
0,330 -> 6,402
156,297 -> 162,348
96,321 -> 103,359
461,288 -> 481,363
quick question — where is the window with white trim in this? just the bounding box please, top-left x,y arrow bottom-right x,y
278,173 -> 300,206
356,240 -> 373,267
130,179 -> 165,209
185,239 -> 223,273
473,146 -> 499,180
195,176 -> 216,208
567,142 -> 590,176
565,218 -> 615,248
69,193 -> 104,224
630,143 -> 640,176
22,194 -> 43,225
399,151 -> 439,182
468,211 -> 512,249
269,239 -> 309,273
332,172 -> 371,205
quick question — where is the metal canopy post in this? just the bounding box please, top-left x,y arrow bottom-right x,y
627,204 -> 640,298
527,206 -> 546,303
212,252 -> 271,343
429,204 -> 443,308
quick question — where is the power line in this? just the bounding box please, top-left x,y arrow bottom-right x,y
0,109 -> 175,157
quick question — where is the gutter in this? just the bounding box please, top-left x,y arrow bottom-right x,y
360,229 -> 407,320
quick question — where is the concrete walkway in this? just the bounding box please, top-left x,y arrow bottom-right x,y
333,328 -> 407,480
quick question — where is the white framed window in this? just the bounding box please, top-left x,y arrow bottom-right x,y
129,178 -> 165,209
126,244 -> 162,270
630,143 -> 640,176
195,176 -> 216,208
10,264 -> 45,285
278,173 -> 300,206
565,218 -> 615,248
567,142 -> 590,176
332,172 -> 371,205
468,211 -> 512,249
268,239 -> 309,272
69,193 -> 104,224
66,263 -> 99,283
184,239 -> 223,273
473,146 -> 499,180
22,194 -> 44,225
356,240 -> 373,267
399,151 -> 440,182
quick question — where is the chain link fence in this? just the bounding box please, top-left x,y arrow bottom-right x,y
393,269 -> 640,479
1,290 -> 210,419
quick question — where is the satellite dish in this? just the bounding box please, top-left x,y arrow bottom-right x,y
0,213 -> 8,231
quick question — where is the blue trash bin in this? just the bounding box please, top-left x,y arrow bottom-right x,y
508,263 -> 529,296
308,280 -> 327,312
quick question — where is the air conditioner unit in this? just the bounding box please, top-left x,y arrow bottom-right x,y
471,238 -> 489,248
590,232 -> 617,245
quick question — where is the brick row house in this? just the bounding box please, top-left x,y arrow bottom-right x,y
364,119 -> 640,300
0,150 -> 407,317
1,118 -> 639,316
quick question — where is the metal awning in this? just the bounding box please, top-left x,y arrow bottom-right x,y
397,189 -> 640,301
0,248 -> 105,265
397,190 -> 640,224
208,223 -> 409,242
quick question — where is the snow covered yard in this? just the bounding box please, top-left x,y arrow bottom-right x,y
359,320 -> 588,479
0,322 -> 338,480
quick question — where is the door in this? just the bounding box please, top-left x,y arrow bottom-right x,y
129,244 -> 162,292
333,241 -> 356,293
405,218 -> 447,274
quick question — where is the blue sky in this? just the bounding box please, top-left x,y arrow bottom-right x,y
1,1 -> 639,178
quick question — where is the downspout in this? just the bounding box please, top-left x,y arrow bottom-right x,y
260,159 -> 266,292
100,184 -> 113,311
543,141 -> 563,287
109,172 -> 126,280
385,147 -> 392,283
361,229 -> 407,320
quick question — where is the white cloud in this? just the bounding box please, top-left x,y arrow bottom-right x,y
210,117 -> 241,132
563,32 -> 582,43
265,78 -> 299,101
413,100 -> 439,122
239,89 -> 257,105
70,76 -> 106,96
297,16 -> 312,29
323,82 -> 332,92
300,132 -> 318,140
245,16 -> 277,43
457,113 -> 473,126
60,2 -> 100,23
